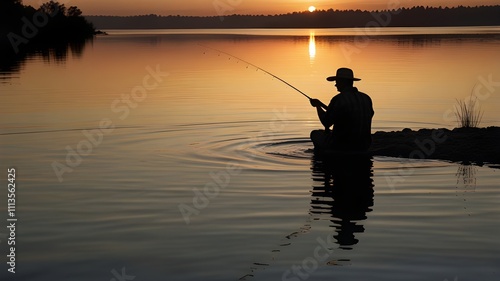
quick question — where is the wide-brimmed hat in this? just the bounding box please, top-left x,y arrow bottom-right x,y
326,68 -> 361,81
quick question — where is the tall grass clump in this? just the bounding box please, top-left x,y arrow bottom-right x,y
454,95 -> 483,128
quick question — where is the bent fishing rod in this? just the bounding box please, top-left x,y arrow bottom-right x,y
199,44 -> 312,100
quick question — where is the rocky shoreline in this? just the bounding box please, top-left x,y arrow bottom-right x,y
370,126 -> 500,168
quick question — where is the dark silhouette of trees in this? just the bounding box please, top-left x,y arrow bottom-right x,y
1,1 -> 96,53
1,1 -> 95,75
40,0 -> 65,16
68,6 -> 83,17
86,5 -> 500,29
0,0 -> 35,31
34,1 -> 95,40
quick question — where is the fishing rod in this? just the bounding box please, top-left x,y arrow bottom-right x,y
199,44 -> 312,100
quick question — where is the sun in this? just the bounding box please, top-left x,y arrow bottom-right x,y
308,5 -> 316,12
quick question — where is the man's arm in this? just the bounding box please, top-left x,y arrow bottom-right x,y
310,99 -> 332,129
310,99 -> 328,110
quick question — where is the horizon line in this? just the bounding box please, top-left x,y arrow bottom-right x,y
82,4 -> 499,18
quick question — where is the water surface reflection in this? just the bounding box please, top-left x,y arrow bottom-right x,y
0,38 -> 91,82
308,31 -> 316,61
310,153 -> 374,249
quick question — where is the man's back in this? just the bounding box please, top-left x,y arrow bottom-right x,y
327,87 -> 374,151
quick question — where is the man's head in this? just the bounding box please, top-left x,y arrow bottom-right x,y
334,78 -> 353,92
326,68 -> 360,91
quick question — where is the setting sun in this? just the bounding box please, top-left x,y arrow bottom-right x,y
308,5 -> 316,12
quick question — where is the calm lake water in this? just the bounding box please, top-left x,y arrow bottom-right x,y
1,27 -> 500,281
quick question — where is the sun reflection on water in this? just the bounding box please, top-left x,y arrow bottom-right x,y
309,31 -> 316,61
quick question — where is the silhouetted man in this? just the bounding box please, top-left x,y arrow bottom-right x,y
310,68 -> 374,151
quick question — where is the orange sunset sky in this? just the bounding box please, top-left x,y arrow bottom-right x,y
22,0 -> 499,16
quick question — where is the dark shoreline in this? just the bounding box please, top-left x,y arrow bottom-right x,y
370,126 -> 500,167
85,5 -> 500,30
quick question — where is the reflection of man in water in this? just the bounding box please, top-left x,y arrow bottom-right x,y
310,68 -> 374,151
310,154 -> 374,249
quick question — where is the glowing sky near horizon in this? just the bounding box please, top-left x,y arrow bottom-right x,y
22,0 -> 499,16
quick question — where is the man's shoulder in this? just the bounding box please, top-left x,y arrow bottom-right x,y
331,88 -> 371,102
336,88 -> 370,97
330,92 -> 344,103
354,90 -> 372,100
351,87 -> 367,95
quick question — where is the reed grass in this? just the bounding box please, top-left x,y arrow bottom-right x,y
454,95 -> 483,128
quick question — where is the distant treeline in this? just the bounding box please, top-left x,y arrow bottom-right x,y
86,6 -> 500,29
